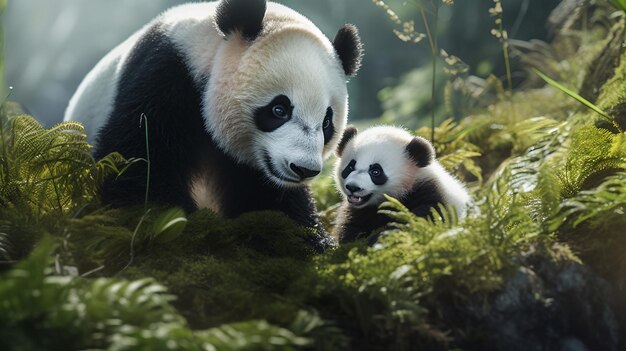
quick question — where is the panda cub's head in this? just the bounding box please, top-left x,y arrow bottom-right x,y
334,126 -> 435,209
204,0 -> 363,187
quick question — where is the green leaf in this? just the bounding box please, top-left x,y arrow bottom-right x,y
532,68 -> 620,131
611,0 -> 626,12
151,208 -> 188,244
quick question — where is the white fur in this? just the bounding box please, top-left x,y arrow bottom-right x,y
64,27 -> 148,141
335,126 -> 471,217
64,1 -> 350,191
202,4 -> 348,185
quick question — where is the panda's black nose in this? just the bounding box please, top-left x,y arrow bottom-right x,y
345,184 -> 362,193
290,163 -> 321,179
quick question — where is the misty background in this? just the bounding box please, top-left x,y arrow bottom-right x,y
4,0 -> 559,127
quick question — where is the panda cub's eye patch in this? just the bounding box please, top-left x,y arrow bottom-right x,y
341,159 -> 356,179
255,95 -> 293,132
369,163 -> 388,185
323,107 -> 335,144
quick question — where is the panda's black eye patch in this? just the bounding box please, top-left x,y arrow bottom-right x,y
341,159 -> 356,179
369,163 -> 388,185
255,95 -> 293,132
323,107 -> 335,144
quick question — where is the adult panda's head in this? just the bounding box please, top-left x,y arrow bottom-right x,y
334,126 -> 435,209
203,0 -> 363,187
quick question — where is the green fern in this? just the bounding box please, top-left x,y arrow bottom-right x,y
559,126 -> 626,197
550,172 -> 626,231
0,114 -> 127,216
416,118 -> 483,182
0,237 -> 317,351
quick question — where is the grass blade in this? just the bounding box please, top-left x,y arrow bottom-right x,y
532,68 -> 620,131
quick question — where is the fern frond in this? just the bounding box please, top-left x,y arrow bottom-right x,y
560,126 -> 626,197
416,118 -> 483,181
0,114 -> 129,217
550,172 -> 626,231
0,231 -> 12,261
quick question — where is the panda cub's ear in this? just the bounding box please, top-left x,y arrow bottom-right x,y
333,24 -> 364,77
336,126 -> 358,157
215,0 -> 267,41
406,136 -> 435,168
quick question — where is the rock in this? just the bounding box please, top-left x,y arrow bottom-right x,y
443,250 -> 620,351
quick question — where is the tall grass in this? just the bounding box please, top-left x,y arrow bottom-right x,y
490,0 -> 513,94
139,114 -> 151,211
371,0 -> 455,143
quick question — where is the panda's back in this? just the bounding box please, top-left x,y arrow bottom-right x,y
63,3 -> 221,142
63,2 -> 321,144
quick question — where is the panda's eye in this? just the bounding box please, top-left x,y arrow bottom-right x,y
369,164 -> 383,177
323,107 -> 333,130
323,117 -> 331,129
369,163 -> 387,185
272,105 -> 288,119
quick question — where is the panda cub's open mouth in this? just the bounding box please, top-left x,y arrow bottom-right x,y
347,193 -> 373,205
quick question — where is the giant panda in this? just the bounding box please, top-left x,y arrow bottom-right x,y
333,126 -> 470,243
64,0 -> 363,249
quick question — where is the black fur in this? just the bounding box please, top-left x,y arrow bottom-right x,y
333,24 -> 363,77
336,125 -> 357,157
255,95 -> 292,132
215,0 -> 267,41
341,159 -> 356,179
323,107 -> 335,144
94,24 -> 333,251
334,180 -> 445,243
369,163 -> 387,185
406,136 -> 435,167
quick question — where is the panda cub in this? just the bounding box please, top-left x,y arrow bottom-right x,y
333,126 -> 470,243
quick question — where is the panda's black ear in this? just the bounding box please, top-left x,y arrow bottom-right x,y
215,0 -> 267,41
333,24 -> 363,77
336,126 -> 358,157
406,136 -> 435,167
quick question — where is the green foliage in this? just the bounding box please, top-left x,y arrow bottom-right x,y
0,237 -> 314,351
559,126 -> 626,197
533,68 -> 620,131
550,172 -> 626,231
151,207 -> 188,244
415,118 -> 482,182
610,0 -> 626,12
0,112 -> 127,217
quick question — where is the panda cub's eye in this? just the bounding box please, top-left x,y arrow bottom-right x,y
369,164 -> 383,177
272,105 -> 288,119
369,163 -> 388,185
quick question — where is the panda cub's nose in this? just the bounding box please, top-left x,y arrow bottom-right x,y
290,163 -> 321,180
345,184 -> 362,193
